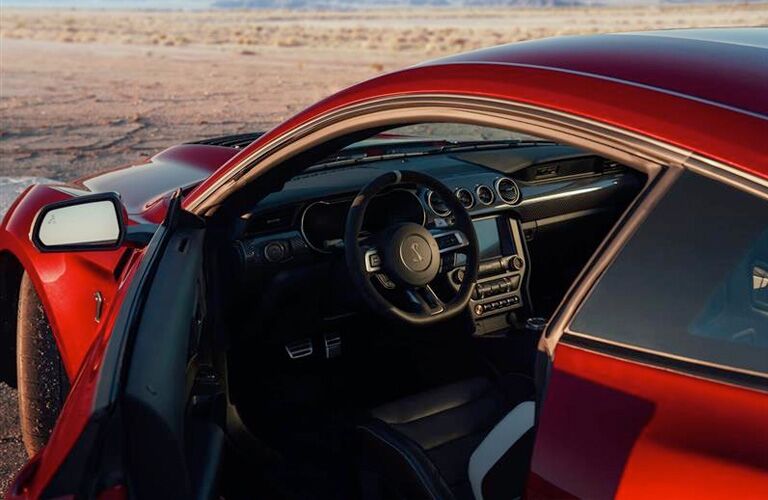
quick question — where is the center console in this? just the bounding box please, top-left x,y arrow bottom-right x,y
451,215 -> 527,331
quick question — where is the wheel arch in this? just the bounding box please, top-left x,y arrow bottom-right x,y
0,250 -> 24,387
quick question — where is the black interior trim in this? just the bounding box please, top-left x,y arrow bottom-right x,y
189,132 -> 266,149
357,420 -> 454,500
122,225 -> 206,498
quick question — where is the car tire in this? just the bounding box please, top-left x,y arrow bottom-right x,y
16,272 -> 70,457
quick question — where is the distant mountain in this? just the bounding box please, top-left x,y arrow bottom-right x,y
2,1 -> 213,8
212,0 -> 763,6
212,0 -> 582,6
5,0 -> 763,9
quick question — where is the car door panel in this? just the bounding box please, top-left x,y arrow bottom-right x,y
8,198 -> 211,499
529,170 -> 768,498
122,224 -> 205,499
529,343 -> 768,499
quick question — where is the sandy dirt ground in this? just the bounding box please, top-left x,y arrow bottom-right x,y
0,39 -> 411,180
4,4 -> 767,52
0,382 -> 26,496
1,3 -> 767,491
3,4 -> 768,180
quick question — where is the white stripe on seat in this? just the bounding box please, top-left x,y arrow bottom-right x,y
468,401 -> 535,500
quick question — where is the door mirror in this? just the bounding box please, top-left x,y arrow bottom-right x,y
32,193 -> 125,252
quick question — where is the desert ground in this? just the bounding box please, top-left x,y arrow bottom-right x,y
3,4 -> 768,180
1,3 -> 767,491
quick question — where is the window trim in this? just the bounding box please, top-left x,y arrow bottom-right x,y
545,163 -> 768,390
186,94 -> 685,216
185,91 -> 768,388
561,333 -> 768,393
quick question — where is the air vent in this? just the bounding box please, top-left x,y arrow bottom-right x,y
426,190 -> 451,217
476,185 -> 495,206
190,131 -> 264,149
495,177 -> 521,205
455,188 -> 474,209
602,159 -> 623,173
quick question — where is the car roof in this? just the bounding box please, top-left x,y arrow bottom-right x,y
186,29 -> 768,212
422,28 -> 768,119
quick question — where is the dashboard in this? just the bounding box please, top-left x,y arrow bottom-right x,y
230,143 -> 645,333
301,189 -> 425,252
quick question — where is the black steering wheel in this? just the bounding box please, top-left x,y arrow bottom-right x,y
344,170 -> 479,326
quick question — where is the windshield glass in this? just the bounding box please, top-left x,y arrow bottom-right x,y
312,123 -> 547,169
380,123 -> 537,142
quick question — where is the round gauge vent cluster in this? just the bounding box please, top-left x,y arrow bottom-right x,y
426,190 -> 451,217
475,185 -> 495,206
495,177 -> 521,205
427,179 -> 519,215
455,188 -> 475,209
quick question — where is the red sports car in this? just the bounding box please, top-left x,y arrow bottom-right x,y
1,28 -> 767,499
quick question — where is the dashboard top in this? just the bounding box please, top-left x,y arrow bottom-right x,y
251,144 -> 607,212
240,143 -> 634,236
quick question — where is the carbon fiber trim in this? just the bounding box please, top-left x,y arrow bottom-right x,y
515,172 -> 644,222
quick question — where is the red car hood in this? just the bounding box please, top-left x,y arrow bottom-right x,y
72,143 -> 239,222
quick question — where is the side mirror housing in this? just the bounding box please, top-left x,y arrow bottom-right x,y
31,193 -> 125,252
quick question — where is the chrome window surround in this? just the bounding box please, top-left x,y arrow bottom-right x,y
186,94 -> 686,216
543,157 -> 768,387
186,93 -> 768,383
555,164 -> 768,385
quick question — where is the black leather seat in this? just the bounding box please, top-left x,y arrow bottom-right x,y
357,375 -> 535,500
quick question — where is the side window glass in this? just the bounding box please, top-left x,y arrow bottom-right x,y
752,263 -> 768,310
570,171 -> 768,378
690,230 -> 768,348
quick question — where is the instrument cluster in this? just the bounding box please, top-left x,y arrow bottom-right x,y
300,189 -> 425,252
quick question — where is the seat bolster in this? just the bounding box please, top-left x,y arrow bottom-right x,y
357,419 -> 455,500
372,378 -> 492,424
467,401 -> 535,500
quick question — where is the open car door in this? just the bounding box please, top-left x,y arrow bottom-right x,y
8,192 -> 223,499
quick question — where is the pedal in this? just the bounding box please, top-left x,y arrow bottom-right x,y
285,338 -> 313,360
324,333 -> 342,359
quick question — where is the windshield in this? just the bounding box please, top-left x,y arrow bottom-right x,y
312,123 -> 548,170
381,123 -> 538,143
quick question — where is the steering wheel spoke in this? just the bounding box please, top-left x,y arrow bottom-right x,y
405,285 -> 445,316
363,247 -> 383,274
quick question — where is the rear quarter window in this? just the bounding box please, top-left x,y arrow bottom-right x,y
570,171 -> 768,380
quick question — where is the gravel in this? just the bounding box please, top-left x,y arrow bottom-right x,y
0,382 -> 26,496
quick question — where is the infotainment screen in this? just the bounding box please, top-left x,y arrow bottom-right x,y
473,217 -> 502,261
